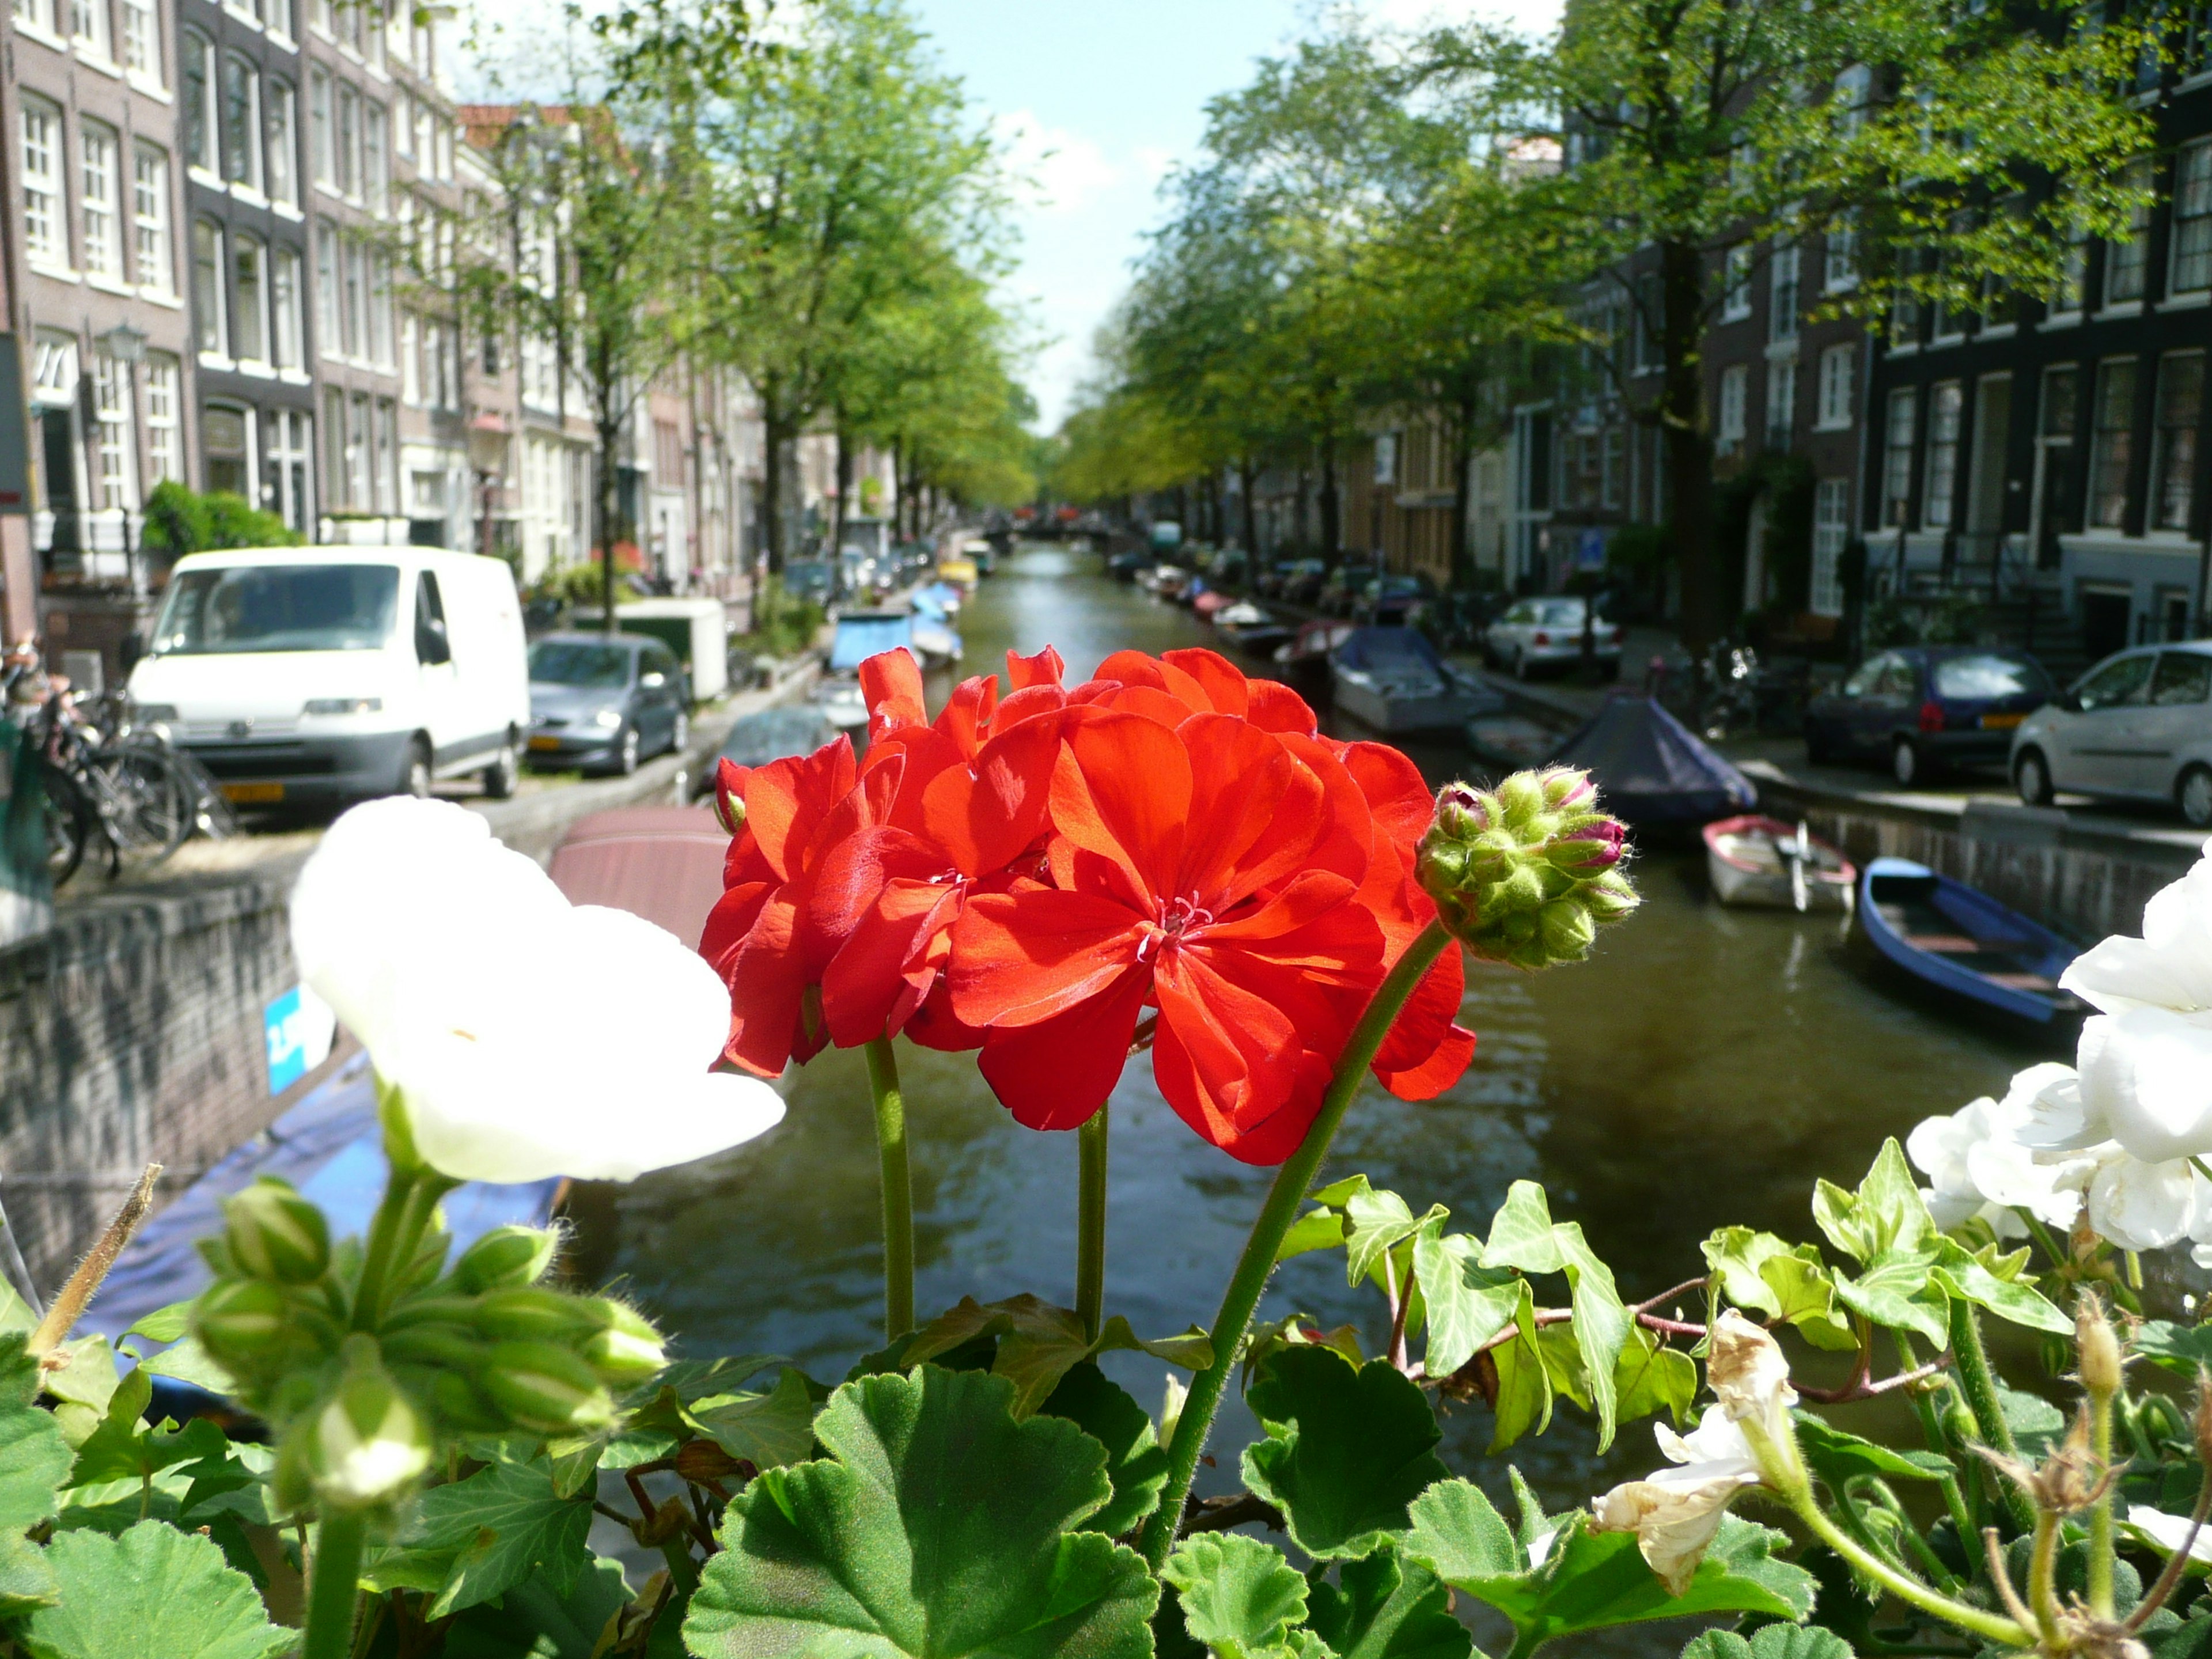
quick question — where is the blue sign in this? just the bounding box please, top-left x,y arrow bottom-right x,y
1576,528 -> 1608,571
265,985 -> 335,1094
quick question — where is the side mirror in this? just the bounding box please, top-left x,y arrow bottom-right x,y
119,631 -> 144,672
2052,688 -> 2081,714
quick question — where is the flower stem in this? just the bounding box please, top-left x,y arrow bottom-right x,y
300,1509 -> 366,1659
2088,1374 -> 2118,1618
865,1036 -> 915,1343
1789,1491 -> 2031,1648
1136,920 -> 1452,1573
1947,1297 -> 2034,1535
350,1167 -> 419,1334
1077,1105 -> 1109,1343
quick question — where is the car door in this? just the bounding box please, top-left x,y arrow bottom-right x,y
1853,653 -> 1913,755
2141,650 -> 2212,800
412,569 -> 458,766
1491,603 -> 1533,658
639,643 -> 680,747
2054,650 -> 2156,794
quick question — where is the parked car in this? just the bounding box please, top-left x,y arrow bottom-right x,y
1319,562 -> 1378,616
128,546 -> 529,805
1353,572 -> 1438,626
1803,646 -> 2052,785
1480,596 -> 1622,679
2011,642 -> 2212,825
782,559 -> 836,605
525,632 -> 691,777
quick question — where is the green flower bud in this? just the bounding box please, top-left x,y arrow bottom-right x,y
454,1225 -> 560,1293
1415,771 -> 1640,970
425,1368 -> 509,1434
379,1323 -> 492,1373
577,1301 -> 666,1388
473,1286 -> 598,1343
308,1339 -> 434,1509
223,1177 -> 330,1285
193,1277 -> 291,1372
481,1341 -> 617,1435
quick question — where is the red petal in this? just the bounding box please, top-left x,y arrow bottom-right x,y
977,964 -> 1150,1131
1245,679 -> 1317,736
904,975 -> 987,1052
1161,648 -> 1249,717
821,877 -> 961,1048
1371,946 -> 1476,1099
1154,946 -> 1301,1131
743,738 -> 855,883
935,674 -> 1000,756
806,825 -> 942,957
699,878 -> 772,972
1377,1024 -> 1476,1100
921,714 -> 1062,876
1339,741 -> 1434,859
1274,733 -> 1376,887
948,888 -> 1149,1027
1050,711 -> 1190,901
719,891 -> 808,1076
1175,715 -> 1296,903
993,684 -> 1067,732
1007,645 -> 1065,691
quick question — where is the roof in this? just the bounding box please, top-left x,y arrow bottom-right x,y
548,806 -> 729,948
164,545 -> 505,570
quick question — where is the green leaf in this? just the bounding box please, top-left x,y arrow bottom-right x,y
1398,1480 -> 1523,1582
1930,1242 -> 2069,1335
686,1365 -> 1157,1659
1097,1317 -> 1214,1373
1812,1140 -> 1934,1265
690,1367 -> 820,1471
1040,1362 -> 1168,1537
0,1528 -> 59,1618
136,1336 -> 236,1396
1793,1414 -> 1952,1489
897,1295 -> 1209,1419
442,1554 -> 635,1659
0,1275 -> 34,1335
0,1346 -> 71,1531
1995,1384 -> 2067,1460
400,1456 -> 594,1619
1305,1547 -> 1475,1659
1700,1229 -> 1854,1350
68,1376 -> 227,1489
2139,1321 -> 2212,1378
1487,1289 -> 1551,1453
1480,1182 -> 1566,1275
1343,1188 -> 1439,1290
119,1302 -> 193,1347
1552,1222 -> 1632,1451
1682,1626 -> 1854,1659
1829,1257 -> 1948,1346
1611,1330 -> 1698,1429
1162,1534 -> 1309,1658
1414,1219 -> 1522,1381
40,1338 -> 119,1446
13,1518 -> 294,1659
1241,1348 -> 1448,1560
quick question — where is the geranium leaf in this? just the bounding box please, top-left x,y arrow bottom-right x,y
1162,1534 -> 1309,1657
69,1381 -> 225,1490
402,1455 -> 594,1619
0,1528 -> 59,1617
688,1367 -> 820,1471
1684,1624 -> 1855,1659
1412,1219 -> 1521,1380
119,1302 -> 194,1347
1305,1546 -> 1475,1659
13,1518 -> 294,1659
2138,1321 -> 2212,1377
1400,1480 -> 1523,1581
440,1554 -> 634,1659
686,1365 -> 1157,1659
1097,1317 -> 1214,1373
1040,1362 -> 1167,1537
1995,1383 -> 2067,1460
136,1335 -> 236,1396
1793,1414 -> 1953,1488
898,1296 -> 1207,1419
1,1343 -> 71,1532
1242,1348 -> 1448,1560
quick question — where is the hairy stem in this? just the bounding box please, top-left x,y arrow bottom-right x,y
865,1036 -> 915,1343
1790,1491 -> 2031,1648
1136,921 -> 1451,1573
2089,1377 -> 2118,1619
29,1164 -> 161,1356
1077,1105 -> 1108,1343
1947,1298 -> 2035,1535
300,1509 -> 366,1659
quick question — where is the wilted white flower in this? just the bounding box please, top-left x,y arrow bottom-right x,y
1593,1312 -> 1798,1594
290,797 -> 784,1184
2126,1505 -> 2212,1565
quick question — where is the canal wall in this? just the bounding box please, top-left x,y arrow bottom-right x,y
0,664 -> 814,1297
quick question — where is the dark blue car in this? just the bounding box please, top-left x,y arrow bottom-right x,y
1804,646 -> 2054,785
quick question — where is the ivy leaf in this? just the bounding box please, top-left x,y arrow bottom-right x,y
13,1519 -> 294,1659
1487,1289 -> 1551,1453
1162,1534 -> 1310,1658
1413,1219 -> 1522,1380
1241,1348 -> 1448,1561
1829,1255 -> 1948,1346
686,1365 -> 1157,1659
897,1296 -> 1209,1419
1682,1625 -> 1854,1659
1305,1546 -> 1475,1659
1931,1241 -> 2069,1335
1793,1414 -> 1953,1488
1040,1362 -> 1168,1537
1344,1188 -> 1441,1291
1480,1183 -> 1566,1275
136,1336 -> 236,1396
1467,1184 -> 1631,1448
400,1456 -> 594,1619
69,1376 -> 227,1489
688,1368 -> 820,1471
1812,1140 -> 1935,1265
119,1303 -> 194,1348
1700,1229 -> 1854,1350
1,1344 -> 71,1532
1611,1330 -> 1698,1429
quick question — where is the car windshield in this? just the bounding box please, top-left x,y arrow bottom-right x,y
530,641 -> 632,688
150,564 -> 400,655
1932,654 -> 2050,699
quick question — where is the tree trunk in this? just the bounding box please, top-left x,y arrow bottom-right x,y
1238,457 -> 1258,559
597,415 -> 620,637
832,416 -> 853,562
1658,238 -> 1717,653
1318,442 -> 1341,562
1449,395 -> 1476,592
762,409 -> 788,576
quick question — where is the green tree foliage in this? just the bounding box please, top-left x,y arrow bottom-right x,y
139,481 -> 301,555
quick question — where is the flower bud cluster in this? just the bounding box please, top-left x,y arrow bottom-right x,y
1415,768 -> 1640,970
192,1184 -> 665,1514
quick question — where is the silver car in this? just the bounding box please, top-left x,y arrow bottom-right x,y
2010,641 -> 2212,827
1482,597 -> 1622,680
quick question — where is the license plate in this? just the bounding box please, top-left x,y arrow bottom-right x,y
1979,712 -> 2025,730
527,734 -> 564,752
221,782 -> 285,804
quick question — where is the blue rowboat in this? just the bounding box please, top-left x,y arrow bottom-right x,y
1858,857 -> 2081,1024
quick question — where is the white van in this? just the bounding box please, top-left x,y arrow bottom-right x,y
126,546 -> 529,807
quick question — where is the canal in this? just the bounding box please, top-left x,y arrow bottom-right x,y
602,544 -> 2059,1562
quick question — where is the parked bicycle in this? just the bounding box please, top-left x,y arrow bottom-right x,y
1696,642 -> 1810,742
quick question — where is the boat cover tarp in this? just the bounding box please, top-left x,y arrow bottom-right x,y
1551,695 -> 1758,823
830,613 -> 914,672
718,706 -> 841,770
1334,627 -> 1442,675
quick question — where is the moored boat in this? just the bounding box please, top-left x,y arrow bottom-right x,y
1275,619 -> 1355,706
1215,601 -> 1292,655
1858,857 -> 2081,1024
1330,626 -> 1503,734
1549,696 -> 1758,826
1703,815 -> 1855,911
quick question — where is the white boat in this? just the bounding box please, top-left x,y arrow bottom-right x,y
1330,626 -> 1503,734
1215,601 -> 1292,655
1703,815 -> 1856,912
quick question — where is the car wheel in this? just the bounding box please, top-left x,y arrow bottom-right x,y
2016,748 -> 2055,807
1892,738 -> 1922,787
671,710 -> 690,755
616,725 -> 640,777
397,737 -> 432,800
2179,764 -> 2212,828
482,740 -> 520,800
1804,721 -> 1830,765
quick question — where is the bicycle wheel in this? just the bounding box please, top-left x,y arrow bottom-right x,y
39,768 -> 91,886
90,745 -> 194,862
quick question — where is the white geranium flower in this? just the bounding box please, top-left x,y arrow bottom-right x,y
1907,1063 -> 2100,1237
2126,1505 -> 2212,1565
1593,1312 -> 1797,1594
2062,845 -> 2212,1021
290,797 -> 784,1184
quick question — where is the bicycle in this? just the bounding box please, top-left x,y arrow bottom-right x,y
14,668 -> 211,884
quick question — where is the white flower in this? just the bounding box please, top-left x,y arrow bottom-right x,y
1592,1312 -> 1798,1595
1907,1063 -> 2100,1237
290,797 -> 784,1184
2062,846 -> 2212,1021
2126,1505 -> 2212,1565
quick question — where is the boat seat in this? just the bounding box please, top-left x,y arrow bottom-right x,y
1909,935 -> 1986,955
1983,972 -> 2058,993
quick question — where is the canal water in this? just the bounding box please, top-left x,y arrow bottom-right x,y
602,546 -> 2061,1562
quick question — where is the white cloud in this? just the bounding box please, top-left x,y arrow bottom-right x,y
996,112 -> 1123,215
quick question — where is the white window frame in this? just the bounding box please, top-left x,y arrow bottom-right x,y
1811,478 -> 1850,616
2173,142 -> 2212,296
2151,350 -> 2203,533
1923,380 -> 1964,528
309,66 -> 334,188
221,52 -> 264,195
2088,357 -> 2139,529
91,353 -> 135,512
1769,241 -> 1800,343
315,222 -> 340,358
22,100 -> 69,272
2105,160 -> 2153,307
143,353 -> 180,482
12,0 -> 60,41
1816,343 -> 1853,430
363,100 -> 388,215
1765,357 -> 1796,449
272,245 -> 303,368
119,0 -> 160,84
1883,388 -> 1917,527
183,30 -> 219,178
1717,363 -> 1748,450
69,0 -> 112,63
79,120 -> 122,284
267,80 -> 298,209
192,218 -> 228,359
132,143 -> 172,296
233,232 -> 269,365
1722,245 -> 1753,322
1823,211 -> 1858,294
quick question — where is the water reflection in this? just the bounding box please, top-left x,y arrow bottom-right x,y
605,546 -> 2060,1605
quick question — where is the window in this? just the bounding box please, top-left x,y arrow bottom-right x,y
222,54 -> 261,192
1825,212 -> 1858,292
2088,358 -> 2139,528
400,310 -> 419,403
267,81 -> 298,207
2075,651 -> 2153,711
336,85 -> 358,197
323,387 -> 346,504
310,67 -> 334,187
69,0 -> 109,59
79,122 -> 120,281
272,247 -> 302,367
368,253 -> 393,366
434,122 -> 453,183
1883,389 -> 1916,526
315,224 -> 339,357
310,0 -> 331,34
143,353 -> 179,482
269,408 -> 310,531
414,103 -> 433,168
2152,352 -> 2203,532
12,0 -> 56,36
366,0 -> 384,69
2152,651 -> 2212,705
22,101 -> 65,268
374,399 -> 397,514
1816,343 -> 1854,429
192,221 -> 225,356
183,31 -> 217,175
1717,363 -> 1748,449
119,0 -> 157,79
264,0 -> 293,39
1832,63 -> 1870,134
1766,357 -> 1796,449
131,145 -> 172,294
234,234 -> 267,363
1722,245 -> 1752,321
2107,162 -> 2153,305
363,101 -> 387,214
91,355 -> 134,511
1811,479 -> 1849,617
396,89 -> 414,157
343,239 -> 366,357
2175,144 -> 2212,297
346,393 -> 369,507
1769,242 -> 1800,342
1923,381 -> 1963,527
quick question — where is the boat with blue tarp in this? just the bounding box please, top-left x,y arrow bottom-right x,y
1857,856 -> 2081,1024
1546,695 -> 1759,825
1330,626 -> 1501,733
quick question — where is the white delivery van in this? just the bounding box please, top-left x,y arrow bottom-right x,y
127,547 -> 530,808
